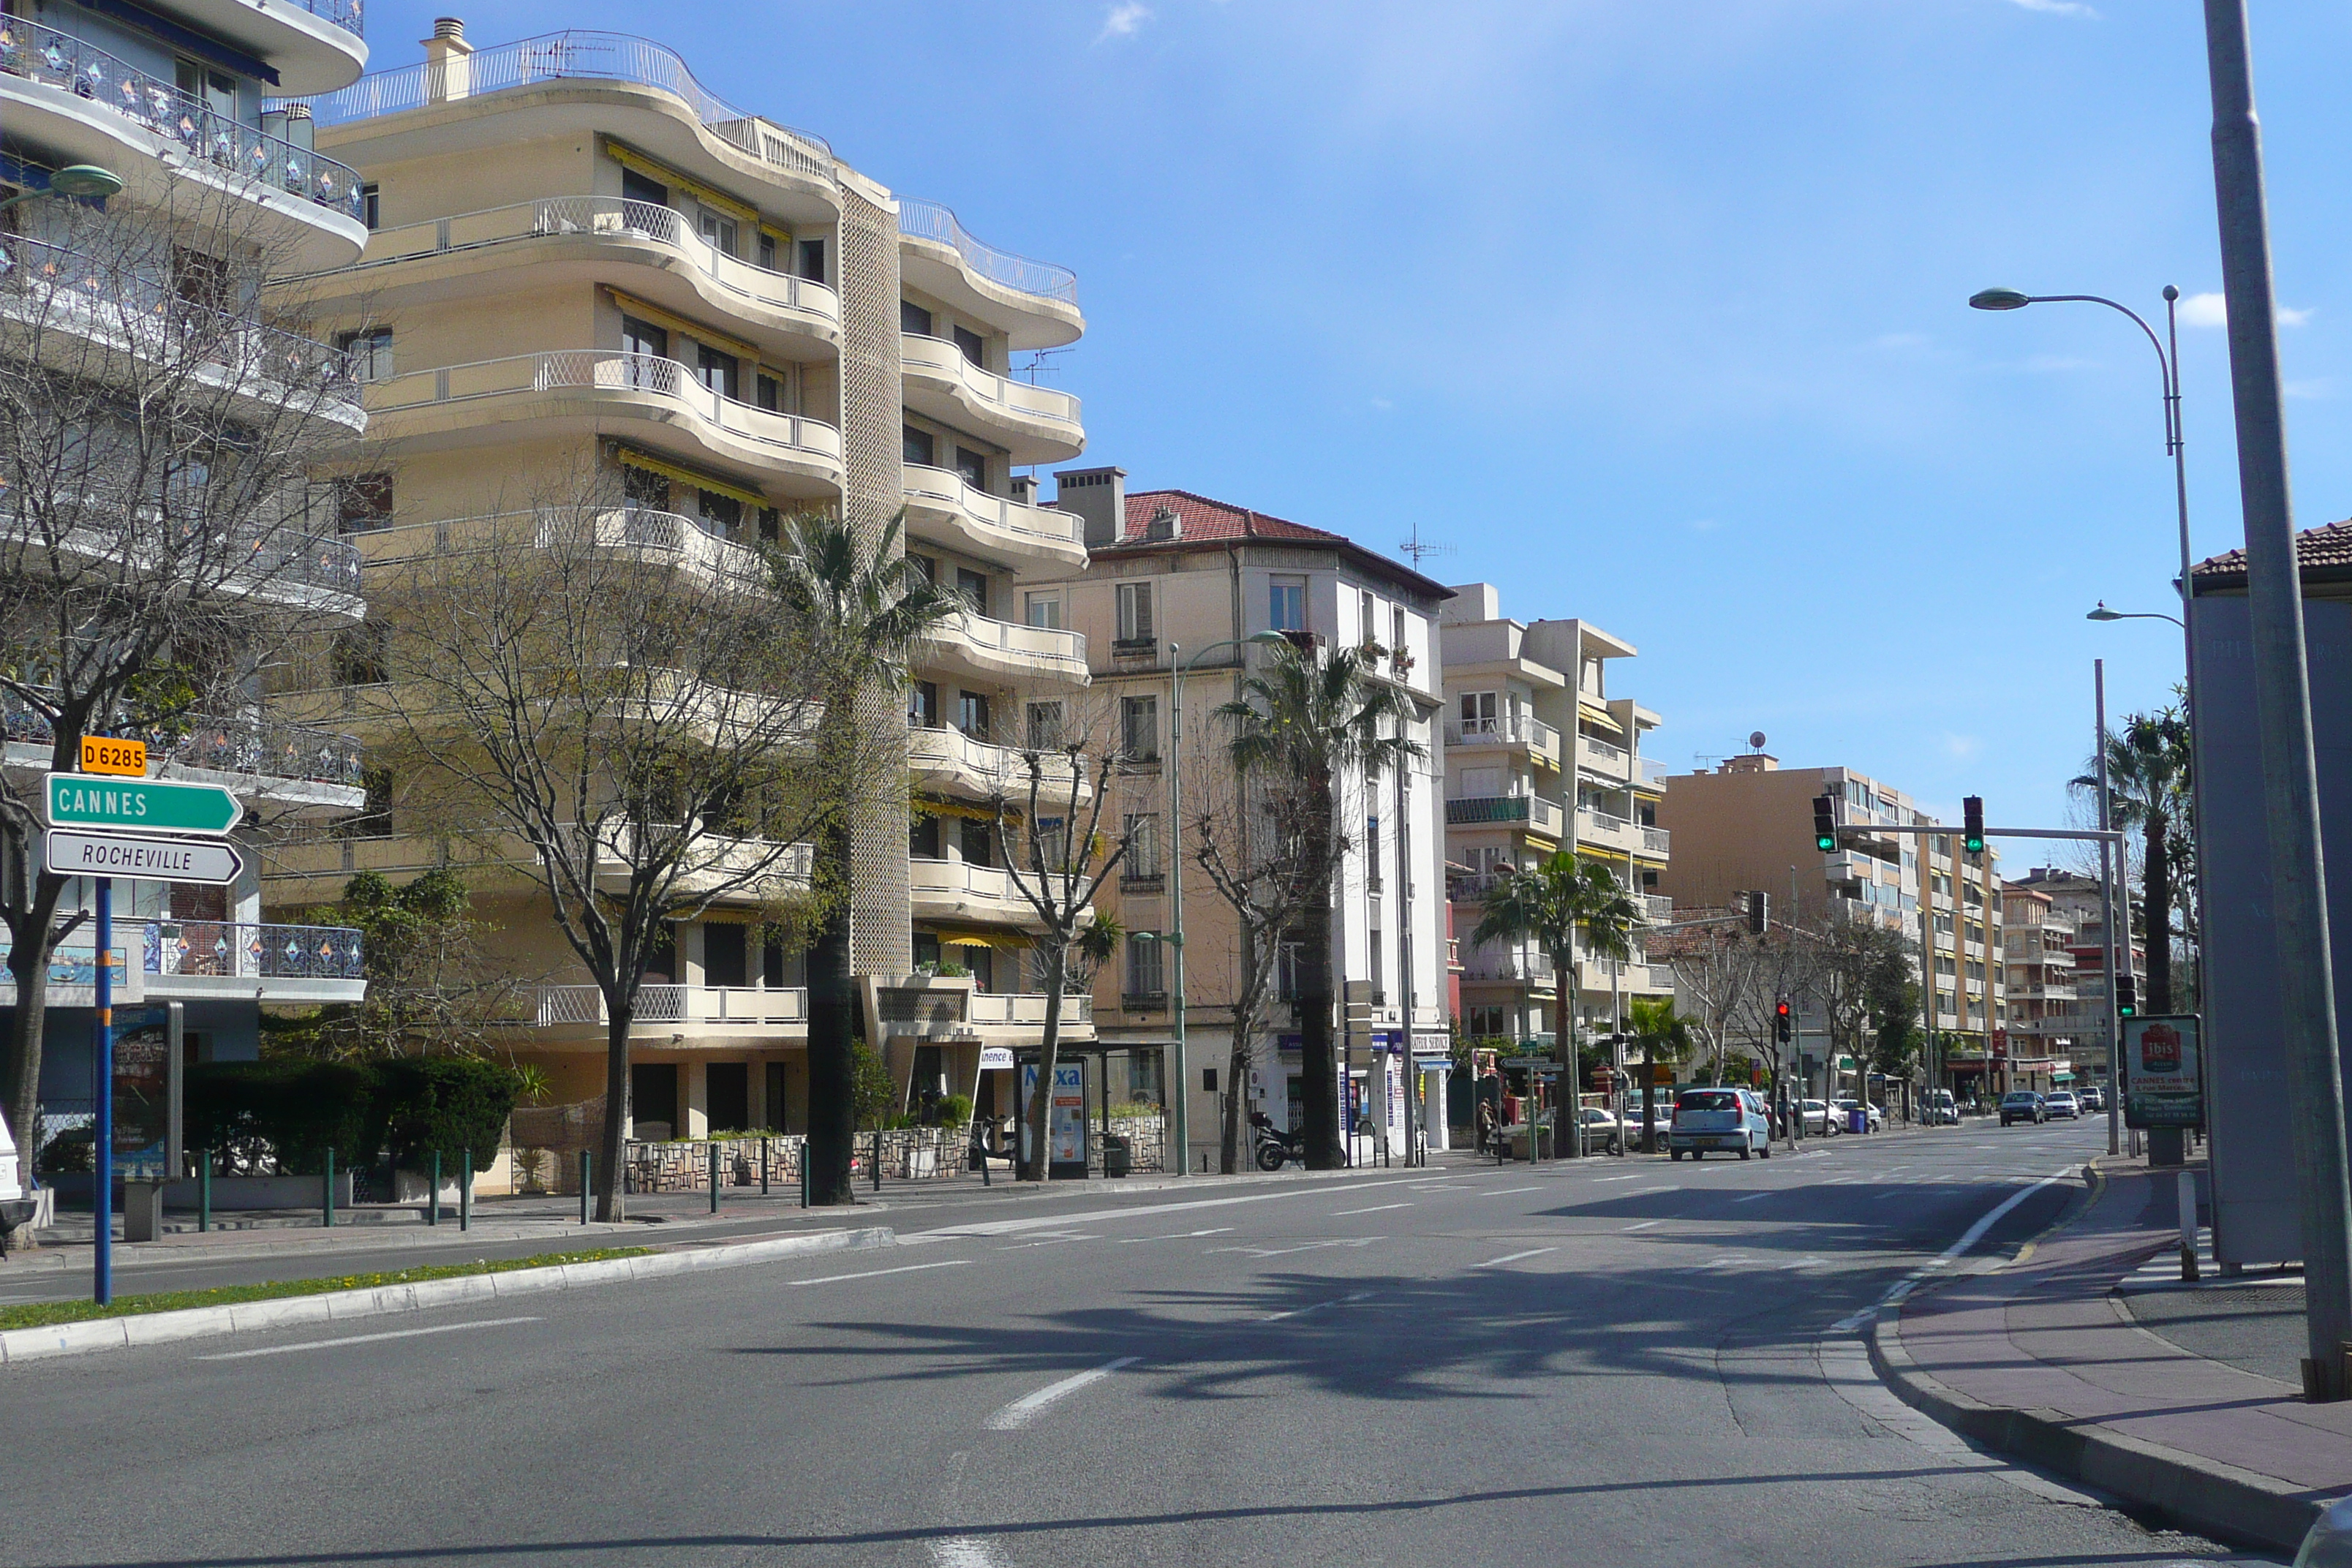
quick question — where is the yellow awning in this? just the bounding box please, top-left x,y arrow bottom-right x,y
610,445 -> 769,512
917,796 -> 1019,824
927,926 -> 1032,952
602,286 -> 761,361
602,138 -> 761,226
1578,701 -> 1624,735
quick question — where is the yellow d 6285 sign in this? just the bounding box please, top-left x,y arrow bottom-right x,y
79,736 -> 147,777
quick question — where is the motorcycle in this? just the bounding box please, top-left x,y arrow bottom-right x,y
1250,1110 -> 1304,1172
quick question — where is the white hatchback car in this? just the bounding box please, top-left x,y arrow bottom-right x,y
1669,1087 -> 1772,1161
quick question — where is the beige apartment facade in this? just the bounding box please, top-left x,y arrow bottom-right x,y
260,22 -> 1097,1141
1023,475 -> 1455,1169
1654,756 -> 2005,1088
1438,584 -> 1673,1052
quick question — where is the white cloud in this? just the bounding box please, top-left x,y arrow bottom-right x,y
1942,733 -> 1984,761
2178,292 -> 2313,328
2007,0 -> 2098,15
1369,396 -> 1395,411
1096,2 -> 1151,42
1689,517 -> 1721,533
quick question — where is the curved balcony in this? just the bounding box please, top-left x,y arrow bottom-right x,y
908,722 -> 1092,809
921,608 -> 1089,689
355,508 -> 771,598
901,464 -> 1084,570
341,197 -> 840,360
0,503 -> 362,619
897,197 -> 1082,351
167,0 -> 366,97
0,17 -> 367,268
901,333 -> 1084,465
289,31 -> 837,221
1446,794 -> 1564,841
1,237 -> 363,434
910,857 -> 1052,932
364,350 -> 843,499
1444,715 -> 1561,772
514,982 -> 807,1041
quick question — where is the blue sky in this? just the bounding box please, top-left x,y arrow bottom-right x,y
361,1 -> 2352,839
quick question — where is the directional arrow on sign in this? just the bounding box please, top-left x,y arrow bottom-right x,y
45,829 -> 245,886
45,772 -> 241,835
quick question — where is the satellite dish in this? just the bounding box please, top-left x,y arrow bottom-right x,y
1748,731 -> 1767,751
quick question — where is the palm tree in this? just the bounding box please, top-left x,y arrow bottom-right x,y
2073,706 -> 2193,1015
1469,850 -> 1641,1158
767,511 -> 961,1203
1626,995 -> 1687,1153
1218,639 -> 1422,1169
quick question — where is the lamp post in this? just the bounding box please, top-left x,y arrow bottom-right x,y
0,165 -> 124,214
1165,630 -> 1289,1175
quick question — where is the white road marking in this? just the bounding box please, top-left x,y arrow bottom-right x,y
1733,1193 -> 1773,1204
1621,1220 -> 1661,1232
1830,1166 -> 2075,1331
930,1538 -> 1009,1568
1207,1238 -> 1380,1258
911,1176 -> 1437,1242
1484,1186 -> 1543,1196
791,1261 -> 973,1286
1264,1291 -> 1373,1322
197,1316 -> 540,1361
1476,1248 -> 1558,1268
1593,1175 -> 1640,1183
1117,1227 -> 1233,1243
1331,1202 -> 1411,1216
984,1356 -> 1142,1431
994,1234 -> 1098,1251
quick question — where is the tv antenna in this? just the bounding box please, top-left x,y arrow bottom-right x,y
1018,347 -> 1073,385
1399,522 -> 1453,568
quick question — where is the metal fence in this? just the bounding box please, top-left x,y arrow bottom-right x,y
0,696 -> 361,787
897,197 -> 1079,306
143,921 -> 366,981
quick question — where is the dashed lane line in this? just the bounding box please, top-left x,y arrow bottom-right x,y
197,1316 -> 540,1361
983,1357 -> 1143,1431
1476,1248 -> 1558,1268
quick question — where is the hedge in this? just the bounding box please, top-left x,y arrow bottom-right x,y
184,1057 -> 520,1175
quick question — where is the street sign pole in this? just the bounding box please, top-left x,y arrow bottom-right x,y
92,875 -> 112,1308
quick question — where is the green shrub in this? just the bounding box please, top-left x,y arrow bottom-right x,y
367,1056 -> 521,1173
38,1127 -> 93,1174
184,1060 -> 372,1174
931,1093 -> 974,1128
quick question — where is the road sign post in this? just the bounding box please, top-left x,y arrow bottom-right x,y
44,831 -> 243,885
45,774 -> 240,834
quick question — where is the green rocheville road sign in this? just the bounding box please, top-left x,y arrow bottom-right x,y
45,772 -> 241,835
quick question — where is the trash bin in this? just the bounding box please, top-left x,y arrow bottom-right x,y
1101,1133 -> 1131,1178
1848,1106 -> 1868,1135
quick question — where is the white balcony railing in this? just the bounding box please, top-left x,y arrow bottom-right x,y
907,723 -> 1091,803
1445,795 -> 1564,837
1641,893 -> 1674,922
1444,715 -> 1562,765
902,464 -> 1083,557
901,333 -> 1084,437
522,983 -> 807,1028
967,992 -> 1095,1026
931,608 -> 1088,677
1579,734 -> 1629,772
1462,948 -> 1555,984
898,197 -> 1078,306
1641,824 -> 1671,855
361,197 -> 841,333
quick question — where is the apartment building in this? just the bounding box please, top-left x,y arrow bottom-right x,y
1,0 -> 374,1117
1654,757 -> 2005,1074
1024,474 -> 1453,1168
259,22 -> 1095,1140
1439,584 -> 1673,1050
2005,867 -> 2139,1081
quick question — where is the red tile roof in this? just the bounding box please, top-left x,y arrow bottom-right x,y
2193,517 -> 2352,587
1112,489 -> 1347,548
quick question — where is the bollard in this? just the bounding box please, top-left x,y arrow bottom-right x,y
460,1148 -> 472,1232
709,1142 -> 720,1215
324,1147 -> 336,1229
799,1146 -> 810,1209
761,1137 -> 771,1196
198,1149 -> 211,1235
580,1150 -> 592,1224
2179,1168 -> 2201,1282
872,1128 -> 883,1193
428,1150 -> 440,1226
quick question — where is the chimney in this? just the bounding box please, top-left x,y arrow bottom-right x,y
1008,472 -> 1036,506
1719,753 -> 1778,774
423,17 -> 472,104
1142,504 -> 1181,542
1052,465 -> 1126,548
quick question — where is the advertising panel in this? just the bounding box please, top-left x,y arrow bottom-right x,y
113,1009 -> 173,1180
1019,1062 -> 1087,1175
2122,1015 -> 2204,1131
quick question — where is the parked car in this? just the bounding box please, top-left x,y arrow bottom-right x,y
1833,1097 -> 1885,1132
0,1107 -> 32,1256
2043,1090 -> 2081,1120
1922,1090 -> 1959,1126
1671,1087 -> 1772,1160
1572,1105 -> 1624,1155
1999,1090 -> 2048,1126
1798,1098 -> 1844,1137
2078,1086 -> 2105,1112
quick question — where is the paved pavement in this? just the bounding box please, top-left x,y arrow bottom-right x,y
6,1119 -> 2280,1567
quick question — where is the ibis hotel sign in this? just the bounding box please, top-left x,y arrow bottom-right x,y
45,774 -> 241,835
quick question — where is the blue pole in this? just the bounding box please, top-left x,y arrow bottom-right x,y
92,877 -> 113,1307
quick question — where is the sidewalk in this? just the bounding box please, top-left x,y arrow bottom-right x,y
1872,1154 -> 2348,1555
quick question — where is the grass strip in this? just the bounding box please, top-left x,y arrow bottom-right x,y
0,1247 -> 653,1333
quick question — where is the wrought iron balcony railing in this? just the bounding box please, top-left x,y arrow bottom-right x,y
144,920 -> 365,981
0,698 -> 362,787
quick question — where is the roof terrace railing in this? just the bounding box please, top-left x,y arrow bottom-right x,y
898,197 -> 1078,306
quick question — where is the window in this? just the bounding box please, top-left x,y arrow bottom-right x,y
698,209 -> 737,257
622,169 -> 668,207
1116,581 -> 1153,644
173,245 -> 236,312
619,316 -> 667,384
755,372 -> 782,412
1124,813 -> 1160,879
1122,696 -> 1158,761
1035,816 -> 1068,870
1025,701 -> 1063,750
956,690 -> 990,736
336,328 -> 393,382
624,466 -> 671,511
758,233 -> 777,271
953,324 -> 985,366
1459,691 -> 1499,735
956,568 -> 989,617
696,345 -> 739,400
1368,932 -> 1384,1002
1468,1005 -> 1508,1039
910,811 -> 941,859
1392,606 -> 1409,667
1270,576 -> 1306,631
799,238 -> 826,284
908,679 -> 939,728
960,818 -> 993,867
1276,938 -> 1305,1002
333,473 -> 393,533
908,553 -> 937,587
697,490 -> 742,536
1126,934 -> 1164,998
1365,814 -> 1382,889
1360,589 -> 1377,644
1203,1067 -> 1218,1094
176,59 -> 235,118
902,425 -> 936,467
332,622 -> 391,686
900,299 -> 934,336
954,446 -> 987,489
1025,592 -> 1062,630
361,184 -> 380,230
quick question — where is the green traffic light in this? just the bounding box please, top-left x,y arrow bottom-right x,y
1815,833 -> 1836,852
1964,835 -> 1985,854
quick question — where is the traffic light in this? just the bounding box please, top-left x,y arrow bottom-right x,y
1775,998 -> 1793,1044
1812,795 -> 1837,853
1962,796 -> 1986,856
2114,972 -> 2138,1019
1747,889 -> 1770,935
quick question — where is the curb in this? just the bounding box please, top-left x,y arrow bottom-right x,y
0,1226 -> 895,1368
1866,1259 -> 2324,1553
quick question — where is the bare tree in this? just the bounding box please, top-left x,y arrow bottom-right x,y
0,176 -> 367,1141
990,694 -> 1135,1181
1656,913 -> 1759,1085
359,478 -> 877,1220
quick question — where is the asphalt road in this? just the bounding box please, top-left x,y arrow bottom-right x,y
8,1118 -> 2283,1568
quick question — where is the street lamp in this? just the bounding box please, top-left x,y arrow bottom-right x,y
0,164 -> 124,214
2087,601 -> 2184,630
1164,629 -> 1291,1174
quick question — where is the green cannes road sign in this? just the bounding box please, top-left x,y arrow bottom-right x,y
45,772 -> 241,835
